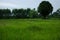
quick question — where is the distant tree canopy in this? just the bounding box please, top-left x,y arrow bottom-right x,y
0,9 -> 11,18
38,1 -> 53,19
52,8 -> 60,18
0,8 -> 38,19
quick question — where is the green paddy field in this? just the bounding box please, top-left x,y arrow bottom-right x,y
0,19 -> 60,40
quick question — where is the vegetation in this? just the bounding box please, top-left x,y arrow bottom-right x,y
38,1 -> 53,19
0,1 -> 60,40
0,2 -> 60,19
52,8 -> 60,18
0,8 -> 38,19
0,19 -> 60,40
0,1 -> 60,19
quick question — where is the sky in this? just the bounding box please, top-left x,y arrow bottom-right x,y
0,0 -> 60,12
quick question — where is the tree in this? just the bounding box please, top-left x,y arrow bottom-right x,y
38,1 -> 53,19
52,8 -> 60,18
0,9 -> 3,18
17,9 -> 26,18
0,9 -> 11,19
29,8 -> 38,18
12,9 -> 27,18
3,9 -> 11,18
26,8 -> 31,18
12,9 -> 18,18
56,8 -> 60,14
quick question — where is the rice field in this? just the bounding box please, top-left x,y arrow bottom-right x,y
0,19 -> 60,40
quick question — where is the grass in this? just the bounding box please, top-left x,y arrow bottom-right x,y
0,19 -> 60,40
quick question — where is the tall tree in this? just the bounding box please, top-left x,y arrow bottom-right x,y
12,9 -> 18,18
3,9 -> 11,18
17,9 -> 25,18
38,1 -> 53,19
26,8 -> 31,18
0,9 -> 3,18
0,9 -> 11,18
52,8 -> 60,18
29,8 -> 38,18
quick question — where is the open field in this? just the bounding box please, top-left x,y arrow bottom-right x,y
0,19 -> 60,40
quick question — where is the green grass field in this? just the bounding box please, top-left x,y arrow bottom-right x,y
0,19 -> 60,40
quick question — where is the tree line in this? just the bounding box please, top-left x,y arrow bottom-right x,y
0,1 -> 60,19
0,8 -> 40,19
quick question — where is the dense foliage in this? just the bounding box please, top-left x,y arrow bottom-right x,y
0,8 -> 38,19
52,8 -> 60,18
38,1 -> 53,19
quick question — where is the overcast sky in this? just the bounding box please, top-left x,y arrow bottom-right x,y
0,0 -> 60,12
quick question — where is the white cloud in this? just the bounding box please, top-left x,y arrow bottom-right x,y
0,2 -> 19,8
